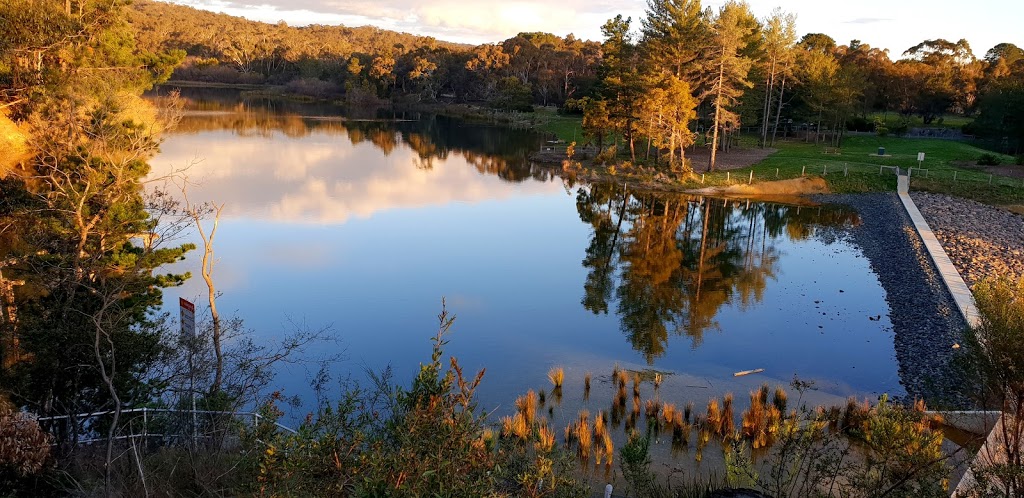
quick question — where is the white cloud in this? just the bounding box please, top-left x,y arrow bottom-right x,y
159,0 -> 1020,56
149,123 -> 563,225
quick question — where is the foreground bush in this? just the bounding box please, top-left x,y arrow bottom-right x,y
960,277 -> 1024,496
248,305 -> 588,497
0,398 -> 51,490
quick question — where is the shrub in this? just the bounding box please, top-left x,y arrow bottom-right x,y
561,97 -> 586,115
846,116 -> 874,132
284,78 -> 339,99
978,153 -> 1002,166
0,402 -> 51,483
959,277 -> 1024,496
595,145 -> 617,165
248,304 -> 588,497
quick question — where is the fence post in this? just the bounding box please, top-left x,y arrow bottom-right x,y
748,170 -> 753,184
775,168 -> 779,178
989,174 -> 993,185
701,173 -> 705,184
727,172 -> 730,182
801,165 -> 806,177
823,164 -> 828,175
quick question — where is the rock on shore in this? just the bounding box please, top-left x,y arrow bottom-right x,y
820,193 -> 969,408
910,191 -> 1024,288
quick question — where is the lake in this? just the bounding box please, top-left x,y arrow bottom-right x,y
148,88 -> 904,433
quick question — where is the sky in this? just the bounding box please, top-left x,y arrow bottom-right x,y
164,0 -> 1019,58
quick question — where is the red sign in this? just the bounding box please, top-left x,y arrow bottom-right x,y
180,298 -> 195,338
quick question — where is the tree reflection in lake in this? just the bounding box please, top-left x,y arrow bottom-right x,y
577,184 -> 860,363
156,86 -> 554,183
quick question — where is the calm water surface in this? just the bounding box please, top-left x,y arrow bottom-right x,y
149,89 -> 904,427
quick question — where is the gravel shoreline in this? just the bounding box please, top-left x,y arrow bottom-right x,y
817,193 -> 969,408
910,191 -> 1024,288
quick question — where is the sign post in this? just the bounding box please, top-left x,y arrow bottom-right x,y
917,152 -> 925,168
179,297 -> 195,339
179,298 -> 197,444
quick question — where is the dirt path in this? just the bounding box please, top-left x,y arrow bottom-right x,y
684,146 -> 777,171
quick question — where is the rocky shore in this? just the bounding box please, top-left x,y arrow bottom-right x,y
910,191 -> 1024,288
820,193 -> 969,408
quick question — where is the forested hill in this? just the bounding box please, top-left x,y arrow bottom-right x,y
127,0 -> 602,106
128,0 -> 467,84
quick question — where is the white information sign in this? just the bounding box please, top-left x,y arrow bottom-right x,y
179,297 -> 195,339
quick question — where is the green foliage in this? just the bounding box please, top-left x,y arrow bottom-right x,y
489,77 -> 534,112
978,153 -> 1002,165
725,396 -> 949,498
249,307 -> 588,497
958,276 -> 1024,496
0,0 -> 193,425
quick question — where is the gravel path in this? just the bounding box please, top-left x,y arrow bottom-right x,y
910,191 -> 1024,288
818,193 -> 969,408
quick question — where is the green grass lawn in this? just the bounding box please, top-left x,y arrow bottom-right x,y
864,112 -> 973,130
737,135 -> 1024,203
524,107 -> 1023,205
533,107 -> 584,142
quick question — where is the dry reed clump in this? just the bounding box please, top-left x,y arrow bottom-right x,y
705,398 -> 721,434
615,368 -> 628,389
741,387 -> 785,448
773,386 -> 788,414
840,397 -> 871,433
593,411 -> 607,441
548,367 -> 565,389
632,373 -> 641,397
584,372 -> 592,392
684,401 -> 693,423
644,399 -> 661,421
515,390 -> 538,427
632,394 -> 641,415
672,412 -> 691,444
535,422 -> 555,453
572,410 -> 593,459
601,432 -> 614,465
720,393 -> 735,437
662,403 -> 677,428
501,412 -> 531,441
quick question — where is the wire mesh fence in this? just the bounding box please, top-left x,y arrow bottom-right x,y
691,161 -> 1024,191
36,407 -> 295,449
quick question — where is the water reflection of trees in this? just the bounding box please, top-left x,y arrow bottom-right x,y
162,90 -> 555,183
577,185 -> 860,363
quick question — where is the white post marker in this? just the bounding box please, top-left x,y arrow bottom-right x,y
918,152 -> 925,168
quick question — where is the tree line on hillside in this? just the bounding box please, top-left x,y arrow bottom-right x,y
129,0 -> 1024,163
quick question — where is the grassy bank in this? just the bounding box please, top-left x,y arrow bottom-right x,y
532,109 -> 1024,205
